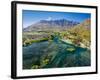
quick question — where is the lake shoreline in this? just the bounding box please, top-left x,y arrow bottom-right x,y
60,39 -> 90,50
23,36 -> 90,50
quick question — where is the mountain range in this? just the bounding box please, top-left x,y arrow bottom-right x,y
23,19 -> 80,32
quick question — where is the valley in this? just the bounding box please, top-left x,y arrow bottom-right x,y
23,18 -> 91,69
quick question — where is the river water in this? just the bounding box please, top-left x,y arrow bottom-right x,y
23,37 -> 91,69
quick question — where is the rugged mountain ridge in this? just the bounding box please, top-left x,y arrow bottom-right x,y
23,19 -> 80,32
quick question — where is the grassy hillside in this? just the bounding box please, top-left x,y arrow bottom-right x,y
61,19 -> 91,48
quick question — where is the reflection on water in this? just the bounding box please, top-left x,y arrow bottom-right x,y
23,38 -> 91,69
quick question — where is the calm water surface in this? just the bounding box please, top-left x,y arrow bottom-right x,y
23,37 -> 91,69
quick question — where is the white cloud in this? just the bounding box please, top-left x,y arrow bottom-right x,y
46,17 -> 52,21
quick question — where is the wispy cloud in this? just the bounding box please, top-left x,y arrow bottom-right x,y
46,17 -> 52,21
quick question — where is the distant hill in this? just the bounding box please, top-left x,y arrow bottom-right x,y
23,19 -> 80,32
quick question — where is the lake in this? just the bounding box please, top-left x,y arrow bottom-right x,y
23,37 -> 91,69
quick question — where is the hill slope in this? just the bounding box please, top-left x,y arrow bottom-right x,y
65,19 -> 91,48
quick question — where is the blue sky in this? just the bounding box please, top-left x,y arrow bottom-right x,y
23,10 -> 91,28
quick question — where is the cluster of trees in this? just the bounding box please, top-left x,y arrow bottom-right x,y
23,32 -> 54,46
